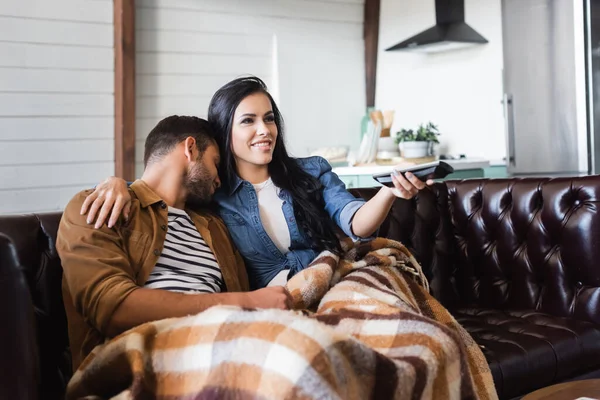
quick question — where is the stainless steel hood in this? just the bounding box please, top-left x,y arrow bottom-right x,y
386,0 -> 488,54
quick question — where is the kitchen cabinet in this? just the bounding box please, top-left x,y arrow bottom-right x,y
341,175 -> 359,189
484,165 -> 508,178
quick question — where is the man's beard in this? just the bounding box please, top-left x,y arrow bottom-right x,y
183,162 -> 214,208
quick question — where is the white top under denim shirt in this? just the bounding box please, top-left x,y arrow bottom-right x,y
251,178 -> 290,254
214,156 -> 367,289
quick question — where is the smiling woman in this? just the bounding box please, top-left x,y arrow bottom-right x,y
207,77 -> 348,289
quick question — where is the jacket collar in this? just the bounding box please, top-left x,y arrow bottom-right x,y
130,180 -> 163,208
131,179 -> 212,228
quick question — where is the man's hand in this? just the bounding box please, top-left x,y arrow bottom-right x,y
245,286 -> 293,310
107,287 -> 293,337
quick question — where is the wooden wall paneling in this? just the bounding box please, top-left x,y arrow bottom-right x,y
364,0 -> 380,108
114,0 -> 136,180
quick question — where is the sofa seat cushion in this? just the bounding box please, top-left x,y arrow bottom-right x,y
453,308 -> 600,399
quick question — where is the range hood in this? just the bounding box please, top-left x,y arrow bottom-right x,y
386,0 -> 488,54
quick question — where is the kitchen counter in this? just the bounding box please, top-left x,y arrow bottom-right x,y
332,158 -> 492,188
333,158 -> 490,176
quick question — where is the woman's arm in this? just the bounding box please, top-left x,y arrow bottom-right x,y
89,164 -> 429,237
81,177 -> 131,228
311,157 -> 431,240
351,171 -> 431,238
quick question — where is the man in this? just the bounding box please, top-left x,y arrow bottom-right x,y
57,116 -> 291,369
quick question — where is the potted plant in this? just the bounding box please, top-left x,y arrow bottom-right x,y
395,122 -> 440,158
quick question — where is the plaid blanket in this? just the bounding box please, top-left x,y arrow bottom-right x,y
66,238 -> 497,400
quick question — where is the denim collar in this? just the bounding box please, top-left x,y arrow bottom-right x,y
227,174 -> 245,196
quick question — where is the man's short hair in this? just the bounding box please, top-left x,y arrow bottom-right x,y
144,115 -> 216,167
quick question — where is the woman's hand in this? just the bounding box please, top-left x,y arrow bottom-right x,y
351,165 -> 434,238
387,170 -> 433,200
81,177 -> 131,229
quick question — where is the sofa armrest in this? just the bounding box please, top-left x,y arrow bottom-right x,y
0,233 -> 38,400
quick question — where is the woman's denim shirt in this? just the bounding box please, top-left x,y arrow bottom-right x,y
214,156 -> 366,289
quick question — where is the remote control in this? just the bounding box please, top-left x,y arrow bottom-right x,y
372,161 -> 454,187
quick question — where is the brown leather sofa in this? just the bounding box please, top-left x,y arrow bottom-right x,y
2,177 -> 600,400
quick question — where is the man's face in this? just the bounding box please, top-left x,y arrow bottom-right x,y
184,143 -> 221,207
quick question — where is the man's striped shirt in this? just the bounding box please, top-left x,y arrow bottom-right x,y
144,207 -> 224,293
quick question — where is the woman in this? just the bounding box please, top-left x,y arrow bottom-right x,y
86,76 -> 431,289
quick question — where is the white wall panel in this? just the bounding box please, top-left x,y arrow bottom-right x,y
137,74 -> 266,97
136,96 -> 211,119
0,162 -> 114,189
0,94 -> 113,116
0,68 -> 113,93
0,0 -> 114,213
0,140 -> 114,166
0,16 -> 112,47
0,0 -> 112,23
0,42 -> 113,70
136,0 -> 362,23
136,8 -> 361,39
0,186 -> 100,214
137,53 -> 272,75
137,31 -> 272,55
0,117 -> 113,140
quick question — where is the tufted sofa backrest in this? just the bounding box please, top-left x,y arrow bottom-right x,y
445,177 -> 600,323
353,176 -> 600,323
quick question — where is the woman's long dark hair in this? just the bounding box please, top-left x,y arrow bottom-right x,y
208,76 -> 342,254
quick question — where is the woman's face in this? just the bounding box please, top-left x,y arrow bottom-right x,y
230,92 -> 278,171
